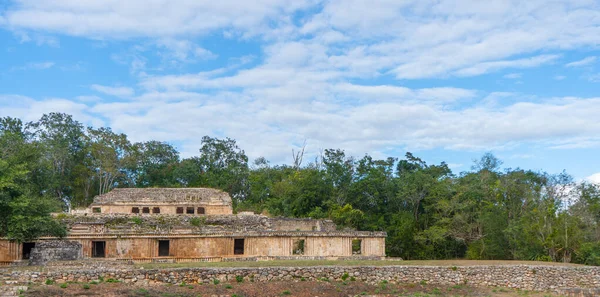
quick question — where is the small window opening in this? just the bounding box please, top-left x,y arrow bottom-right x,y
132,207 -> 139,214
176,207 -> 184,214
158,240 -> 170,257
142,207 -> 150,214
234,238 -> 245,255
292,239 -> 305,255
352,239 -> 362,255
92,207 -> 101,213
152,207 -> 160,214
92,241 -> 106,258
186,207 -> 194,214
197,207 -> 205,214
22,242 -> 35,260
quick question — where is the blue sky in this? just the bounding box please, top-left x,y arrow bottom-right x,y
1,0 -> 599,182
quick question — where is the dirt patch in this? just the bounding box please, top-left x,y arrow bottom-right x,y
25,280 -> 558,297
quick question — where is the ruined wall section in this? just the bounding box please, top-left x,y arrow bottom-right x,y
28,241 -> 82,266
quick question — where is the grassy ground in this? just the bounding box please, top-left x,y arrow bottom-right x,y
134,259 -> 584,269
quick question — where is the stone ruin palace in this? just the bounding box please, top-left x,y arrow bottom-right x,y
0,188 -> 386,264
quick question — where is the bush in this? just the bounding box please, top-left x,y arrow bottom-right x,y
236,275 -> 244,283
341,272 -> 349,281
281,290 -> 291,295
60,283 -> 68,289
213,279 -> 220,285
82,284 -> 90,290
225,284 -> 233,289
190,217 -> 206,227
105,278 -> 120,283
45,279 -> 55,285
575,242 -> 600,266
130,217 -> 143,225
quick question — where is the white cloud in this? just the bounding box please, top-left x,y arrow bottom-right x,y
587,173 -> 600,184
2,0 -> 315,38
565,56 -> 596,67
3,0 -> 600,80
503,73 -> 522,79
554,75 -> 566,80
5,86 -> 600,164
455,55 -> 559,77
90,84 -> 134,98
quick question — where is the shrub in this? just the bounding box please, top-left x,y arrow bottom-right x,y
45,279 -> 55,285
281,290 -> 291,295
225,284 -> 233,289
190,217 -> 206,227
213,279 -> 220,285
82,284 -> 90,290
236,275 -> 244,283
60,283 -> 68,289
350,276 -> 356,282
130,217 -> 143,225
105,278 -> 120,283
341,272 -> 349,281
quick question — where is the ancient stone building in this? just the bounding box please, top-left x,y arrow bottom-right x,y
0,188 -> 386,264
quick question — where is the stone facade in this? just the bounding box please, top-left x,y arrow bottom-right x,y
0,188 -> 386,263
1,265 -> 599,293
84,188 -> 234,215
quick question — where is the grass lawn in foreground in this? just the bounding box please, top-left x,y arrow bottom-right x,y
134,259 -> 584,269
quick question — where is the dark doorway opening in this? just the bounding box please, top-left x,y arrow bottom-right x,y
142,207 -> 150,214
158,240 -> 170,257
22,242 -> 35,260
92,241 -> 106,258
197,207 -> 205,214
186,207 -> 194,214
176,207 -> 184,214
234,238 -> 245,255
152,207 -> 160,214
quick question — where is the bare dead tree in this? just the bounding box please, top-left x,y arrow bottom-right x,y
292,140 -> 307,170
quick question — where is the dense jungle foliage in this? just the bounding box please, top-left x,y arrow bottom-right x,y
1,113 -> 599,265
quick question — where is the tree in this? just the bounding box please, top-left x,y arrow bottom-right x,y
27,113 -> 86,210
133,140 -> 180,187
197,136 -> 249,202
0,117 -> 66,242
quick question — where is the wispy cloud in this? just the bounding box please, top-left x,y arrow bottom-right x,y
11,61 -> 55,71
90,85 -> 134,98
503,73 -> 522,79
455,55 -> 559,77
565,56 -> 596,67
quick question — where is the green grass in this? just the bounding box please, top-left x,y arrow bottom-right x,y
133,259 -> 585,270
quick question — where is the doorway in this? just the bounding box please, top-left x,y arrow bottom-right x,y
158,240 -> 170,256
234,238 -> 245,255
22,242 -> 35,260
92,241 -> 106,258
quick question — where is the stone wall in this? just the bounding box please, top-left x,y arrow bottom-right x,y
2,265 -> 599,293
28,241 -> 82,266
